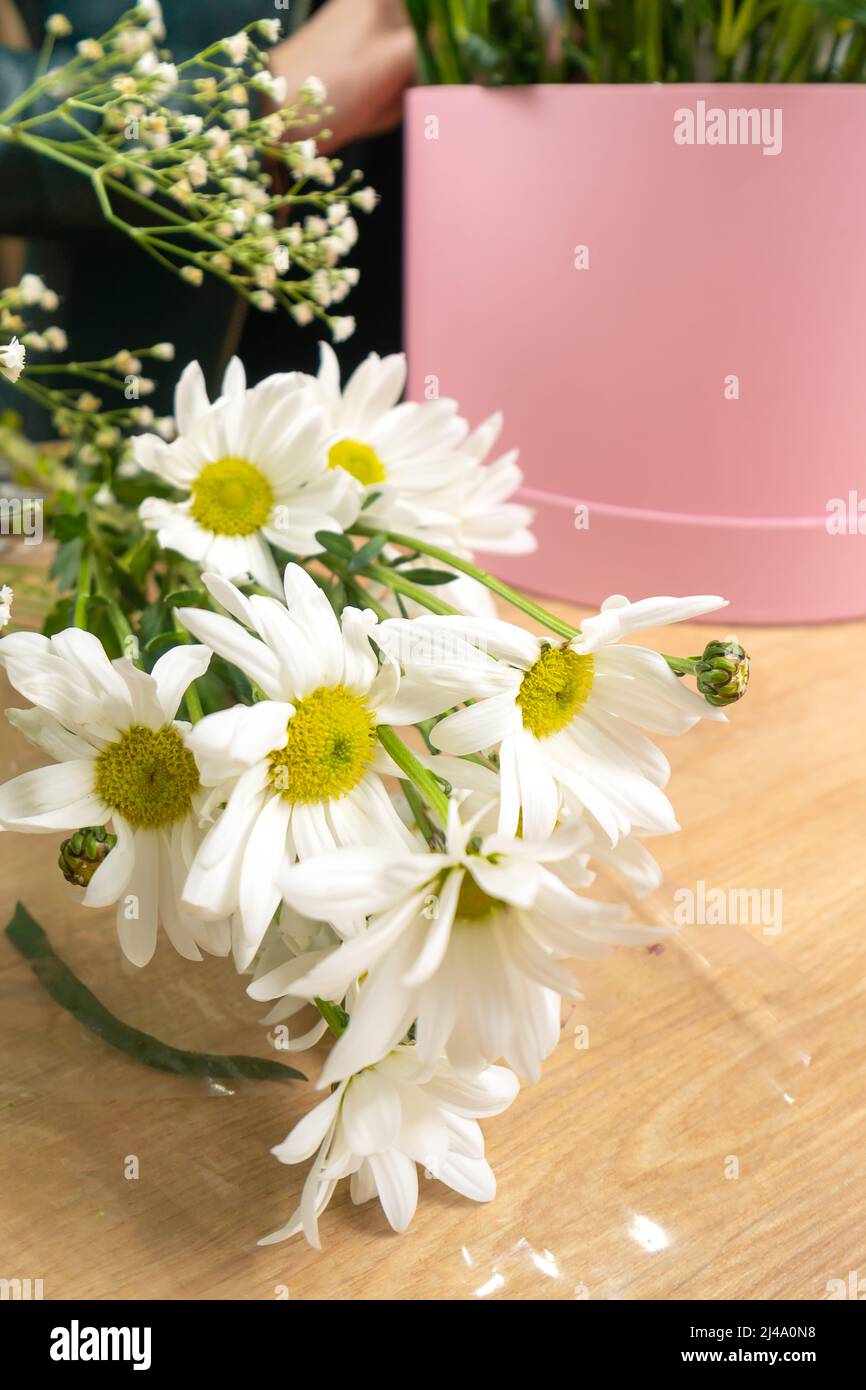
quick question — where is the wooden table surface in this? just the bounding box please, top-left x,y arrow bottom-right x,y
1,599 -> 865,1301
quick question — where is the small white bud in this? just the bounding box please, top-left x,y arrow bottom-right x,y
46,15 -> 72,38
18,273 -> 47,306
222,32 -> 249,64
300,76 -> 327,105
352,186 -> 379,214
330,316 -> 356,343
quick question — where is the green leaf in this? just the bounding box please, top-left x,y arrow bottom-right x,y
349,531 -> 388,573
50,536 -> 83,593
144,630 -> 186,659
5,904 -> 306,1085
327,578 -> 348,616
314,997 -> 349,1038
404,0 -> 440,82
399,567 -> 458,585
206,653 -> 254,708
138,599 -> 169,648
119,533 -> 158,587
52,512 -> 89,543
85,595 -> 123,657
162,588 -> 210,610
314,529 -> 354,559
461,31 -> 512,82
139,590 -> 210,652
42,594 -> 75,637
799,0 -> 866,21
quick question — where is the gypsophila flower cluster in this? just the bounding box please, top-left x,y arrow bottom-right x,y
1,273 -> 176,486
0,329 -> 751,1247
0,5 -> 373,338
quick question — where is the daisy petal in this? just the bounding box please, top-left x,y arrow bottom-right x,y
368,1149 -> 418,1233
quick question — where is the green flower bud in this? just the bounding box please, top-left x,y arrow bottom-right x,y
694,640 -> 750,707
59,825 -> 117,888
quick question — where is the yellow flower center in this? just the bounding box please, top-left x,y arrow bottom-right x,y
189,456 -> 273,536
455,869 -> 506,923
268,686 -> 377,804
516,645 -> 594,739
94,725 -> 199,830
328,438 -> 386,487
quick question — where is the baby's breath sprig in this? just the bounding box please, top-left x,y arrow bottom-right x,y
2,280 -> 164,452
0,5 -> 374,340
0,268 -> 179,550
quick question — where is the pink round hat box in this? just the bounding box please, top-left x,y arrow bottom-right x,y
403,84 -> 866,623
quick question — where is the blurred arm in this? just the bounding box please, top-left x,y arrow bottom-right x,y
268,0 -> 416,153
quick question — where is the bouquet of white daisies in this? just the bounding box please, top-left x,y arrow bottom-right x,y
0,0 -> 750,1251
0,341 -> 749,1246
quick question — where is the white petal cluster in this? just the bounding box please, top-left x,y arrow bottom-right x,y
132,348 -> 536,614
0,631 -> 227,965
0,339 -> 737,1251
134,358 -> 356,592
261,1048 -> 518,1247
376,595 -> 727,844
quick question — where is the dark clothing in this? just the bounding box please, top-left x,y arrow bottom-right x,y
0,1 -> 403,429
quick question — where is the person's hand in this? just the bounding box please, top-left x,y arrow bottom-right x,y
269,0 -> 417,152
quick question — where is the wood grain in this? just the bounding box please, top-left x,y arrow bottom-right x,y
1,602 -> 864,1301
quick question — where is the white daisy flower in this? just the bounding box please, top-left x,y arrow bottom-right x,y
376,594 -> 729,845
246,910 -> 341,1053
286,346 -> 535,613
421,751 -> 665,900
374,409 -> 535,560
176,564 -> 443,970
134,357 -> 357,593
0,337 -> 26,383
0,585 -> 12,630
295,343 -> 475,521
271,802 -> 662,1083
0,629 -> 229,966
259,1045 -> 519,1248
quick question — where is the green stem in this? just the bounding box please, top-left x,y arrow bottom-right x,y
361,559 -> 457,617
355,525 -> 714,685
662,654 -> 700,676
377,725 -> 450,827
107,600 -> 135,660
353,524 -> 579,639
73,549 -> 92,628
33,34 -> 56,84
346,577 -> 390,621
183,681 -> 204,723
400,778 -> 442,848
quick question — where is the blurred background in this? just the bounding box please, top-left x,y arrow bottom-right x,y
0,0 -> 411,431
